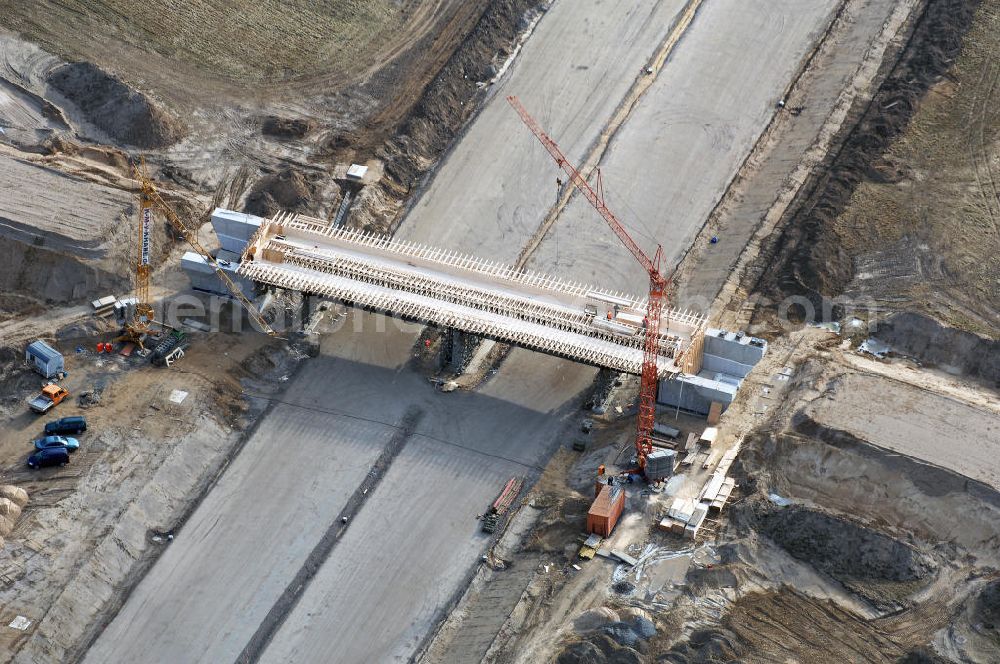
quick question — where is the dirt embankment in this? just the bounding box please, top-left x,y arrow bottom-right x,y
749,0 -> 983,320
341,0 -> 545,234
750,503 -> 936,610
684,347 -> 1000,663
231,0 -> 539,228
660,586 -> 964,664
0,240 -> 124,312
744,416 -> 1000,548
756,506 -> 933,585
0,180 -> 196,314
874,312 -> 1000,385
47,62 -> 185,148
974,580 -> 1000,633
244,167 -> 321,218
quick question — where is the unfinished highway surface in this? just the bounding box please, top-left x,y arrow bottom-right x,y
527,0 -> 840,294
257,338 -> 593,663
86,1 -> 862,662
84,318 -> 593,664
397,0 -> 689,261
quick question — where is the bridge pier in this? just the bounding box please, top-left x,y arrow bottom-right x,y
589,367 -> 620,412
300,293 -> 313,331
442,329 -> 480,373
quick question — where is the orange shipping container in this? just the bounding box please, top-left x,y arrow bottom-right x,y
587,482 -> 625,536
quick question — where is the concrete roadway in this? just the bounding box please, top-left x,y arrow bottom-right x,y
528,0 -> 841,296
398,0 -> 688,263
86,0 -> 846,662
85,314 -> 593,664
83,318 -> 415,664
259,334 -> 593,664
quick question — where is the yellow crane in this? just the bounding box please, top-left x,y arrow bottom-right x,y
120,159 -> 277,347
118,161 -> 157,347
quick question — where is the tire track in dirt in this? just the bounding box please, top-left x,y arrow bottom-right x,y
968,55 -> 1000,234
728,590 -> 905,663
355,0 -> 451,83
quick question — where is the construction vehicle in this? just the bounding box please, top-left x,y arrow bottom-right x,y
481,476 -> 522,533
118,159 -> 277,350
117,163 -> 157,348
509,96 -> 668,476
29,384 -> 70,414
150,329 -> 189,367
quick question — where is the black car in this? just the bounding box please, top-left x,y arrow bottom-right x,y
44,415 -> 87,436
27,446 -> 70,469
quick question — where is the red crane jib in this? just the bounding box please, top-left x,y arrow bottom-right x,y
507,95 -> 668,472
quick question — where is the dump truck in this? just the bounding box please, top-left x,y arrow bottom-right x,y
29,385 -> 70,414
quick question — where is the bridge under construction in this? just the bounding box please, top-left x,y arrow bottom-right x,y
236,211 -> 706,378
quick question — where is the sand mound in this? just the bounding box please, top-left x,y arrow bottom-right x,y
260,115 -> 313,139
556,640 -> 604,664
561,606 -> 654,663
0,487 -> 28,546
0,485 -> 29,508
244,167 -> 317,217
974,579 -> 1000,630
617,607 -> 651,624
556,637 -> 642,664
0,515 -> 13,538
898,648 -> 950,664
47,62 -> 185,148
0,498 -> 22,520
659,627 -> 743,663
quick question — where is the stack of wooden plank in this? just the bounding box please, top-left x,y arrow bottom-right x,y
699,472 -> 738,513
91,295 -> 117,317
710,478 -> 737,512
658,497 -> 698,535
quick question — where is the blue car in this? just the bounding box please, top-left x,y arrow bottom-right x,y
44,416 -> 87,436
27,446 -> 69,469
32,435 -> 80,452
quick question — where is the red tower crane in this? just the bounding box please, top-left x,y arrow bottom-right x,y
507,95 -> 667,472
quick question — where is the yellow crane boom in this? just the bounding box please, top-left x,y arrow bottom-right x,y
133,162 -> 278,337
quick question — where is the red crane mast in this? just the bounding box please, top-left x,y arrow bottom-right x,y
507,95 -> 667,471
